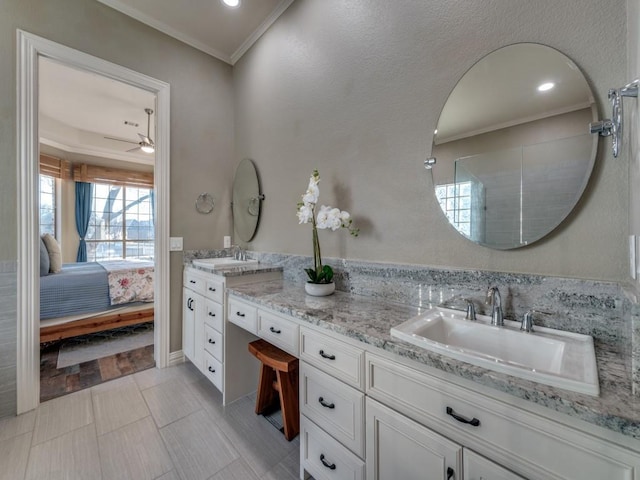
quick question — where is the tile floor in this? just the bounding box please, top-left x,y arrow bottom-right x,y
1,362 -> 304,480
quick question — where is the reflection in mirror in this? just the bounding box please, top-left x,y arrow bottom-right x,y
431,43 -> 597,249
232,158 -> 262,242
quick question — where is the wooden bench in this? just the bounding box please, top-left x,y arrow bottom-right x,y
248,339 -> 299,441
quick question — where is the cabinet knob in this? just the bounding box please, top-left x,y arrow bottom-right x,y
208,287 -> 216,292
189,280 -> 196,284
269,326 -> 282,334
208,366 -> 215,373
208,312 -> 215,317
319,454 -> 336,470
208,339 -> 215,344
236,311 -> 246,317
447,467 -> 455,479
319,350 -> 335,360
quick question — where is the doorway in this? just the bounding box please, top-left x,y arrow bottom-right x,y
17,30 -> 171,413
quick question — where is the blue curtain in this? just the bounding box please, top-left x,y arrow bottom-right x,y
150,189 -> 155,226
75,182 -> 93,262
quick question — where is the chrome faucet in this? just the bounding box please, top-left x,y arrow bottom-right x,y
231,244 -> 245,261
465,299 -> 477,321
485,286 -> 504,326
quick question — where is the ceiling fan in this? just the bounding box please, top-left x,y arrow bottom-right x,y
105,108 -> 155,154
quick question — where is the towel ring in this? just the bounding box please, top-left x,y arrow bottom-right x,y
195,193 -> 215,214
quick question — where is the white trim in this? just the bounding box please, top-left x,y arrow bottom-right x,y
168,350 -> 185,366
230,0 -> 295,65
16,30 -> 171,414
96,0 -> 293,65
96,0 -> 232,64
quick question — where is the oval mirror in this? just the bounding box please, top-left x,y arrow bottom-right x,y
232,158 -> 262,242
430,43 -> 597,249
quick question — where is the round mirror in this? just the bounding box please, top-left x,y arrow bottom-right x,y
232,158 -> 263,242
431,43 -> 597,249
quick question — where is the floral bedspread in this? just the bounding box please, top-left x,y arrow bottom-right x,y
98,260 -> 154,306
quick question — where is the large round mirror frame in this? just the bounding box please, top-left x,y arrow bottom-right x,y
429,43 -> 598,250
232,158 -> 263,242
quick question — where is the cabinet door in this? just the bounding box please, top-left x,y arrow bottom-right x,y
464,449 -> 525,480
192,291 -> 205,371
182,287 -> 195,362
366,397 -> 462,480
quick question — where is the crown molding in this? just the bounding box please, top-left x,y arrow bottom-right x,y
230,0 -> 294,65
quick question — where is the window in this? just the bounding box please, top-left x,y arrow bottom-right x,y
435,182 -> 472,236
86,183 -> 154,261
39,174 -> 56,236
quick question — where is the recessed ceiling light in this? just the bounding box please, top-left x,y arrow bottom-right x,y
221,0 -> 240,7
537,82 -> 555,92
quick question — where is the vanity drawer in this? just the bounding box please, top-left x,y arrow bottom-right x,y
301,415 -> 365,480
204,278 -> 223,303
203,351 -> 223,391
184,268 -> 206,296
205,300 -> 223,331
227,298 -> 257,334
300,327 -> 365,390
365,353 -> 636,480
204,324 -> 223,361
300,362 -> 365,458
257,309 -> 299,356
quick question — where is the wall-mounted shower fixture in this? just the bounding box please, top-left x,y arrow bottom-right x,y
590,79 -> 639,158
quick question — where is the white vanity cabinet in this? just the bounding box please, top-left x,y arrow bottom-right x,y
365,352 -> 639,480
224,294 -> 640,480
182,266 -> 280,402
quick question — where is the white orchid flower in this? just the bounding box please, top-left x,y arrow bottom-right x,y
297,203 -> 313,224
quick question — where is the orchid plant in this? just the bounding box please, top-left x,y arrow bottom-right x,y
297,170 -> 358,284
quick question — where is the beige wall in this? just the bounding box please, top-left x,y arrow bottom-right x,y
234,0 -> 628,281
1,0 -> 236,352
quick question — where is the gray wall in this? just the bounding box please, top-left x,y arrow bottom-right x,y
234,0 -> 627,281
0,0 -> 235,416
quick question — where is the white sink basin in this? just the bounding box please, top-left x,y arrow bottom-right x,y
191,257 -> 259,270
390,307 -> 599,396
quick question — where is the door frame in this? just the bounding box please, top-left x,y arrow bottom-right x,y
16,30 -> 171,413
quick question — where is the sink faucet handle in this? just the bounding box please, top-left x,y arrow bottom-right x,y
464,299 -> 477,321
520,309 -> 552,333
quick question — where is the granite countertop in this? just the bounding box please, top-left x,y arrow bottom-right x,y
190,262 -> 283,277
227,279 -> 640,441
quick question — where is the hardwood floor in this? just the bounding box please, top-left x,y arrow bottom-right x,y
40,325 -> 155,402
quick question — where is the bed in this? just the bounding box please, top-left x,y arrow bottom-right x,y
40,260 -> 155,342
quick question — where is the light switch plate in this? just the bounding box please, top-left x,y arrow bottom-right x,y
224,236 -> 231,248
170,237 -> 183,251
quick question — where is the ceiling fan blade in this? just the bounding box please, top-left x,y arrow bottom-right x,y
138,133 -> 154,145
126,146 -> 142,153
104,135 -> 138,145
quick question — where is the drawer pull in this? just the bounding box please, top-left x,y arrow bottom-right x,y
208,287 -> 216,292
319,350 -> 335,360
269,326 -> 282,334
319,454 -> 336,470
208,339 -> 216,344
446,406 -> 480,427
447,467 -> 455,479
208,312 -> 216,317
318,397 -> 335,409
236,311 -> 246,317
208,366 -> 216,373
189,280 -> 196,284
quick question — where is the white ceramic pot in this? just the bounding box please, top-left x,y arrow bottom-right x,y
305,282 -> 336,297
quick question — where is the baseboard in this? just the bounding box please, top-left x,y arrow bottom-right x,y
168,350 -> 184,366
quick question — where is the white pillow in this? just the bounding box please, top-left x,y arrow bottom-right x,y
41,234 -> 62,273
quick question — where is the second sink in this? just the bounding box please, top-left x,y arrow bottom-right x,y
390,307 -> 599,396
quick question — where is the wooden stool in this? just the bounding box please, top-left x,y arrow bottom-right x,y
248,339 -> 299,441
